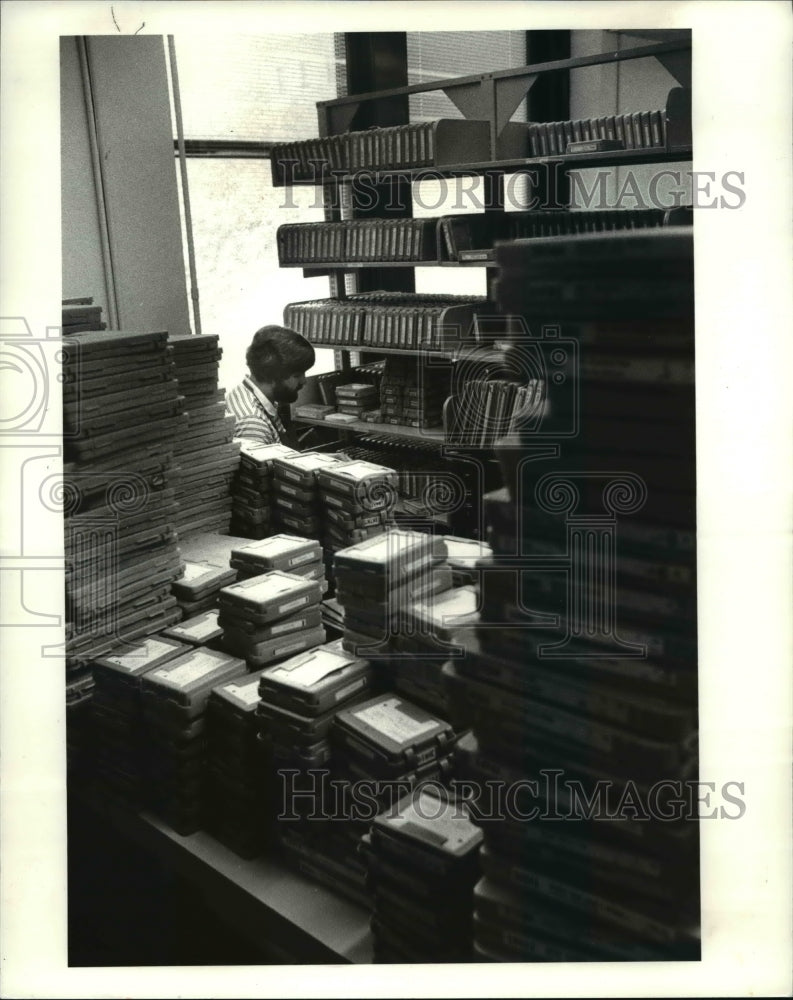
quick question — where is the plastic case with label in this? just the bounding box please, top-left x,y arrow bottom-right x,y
140,647 -> 246,718
218,571 -> 324,624
245,624 -> 327,669
333,530 -> 446,582
331,693 -> 454,777
230,534 -> 321,574
162,610 -> 224,647
257,645 -> 373,716
272,451 -> 345,489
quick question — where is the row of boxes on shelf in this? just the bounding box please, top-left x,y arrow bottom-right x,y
271,90 -> 690,184
278,207 -> 692,266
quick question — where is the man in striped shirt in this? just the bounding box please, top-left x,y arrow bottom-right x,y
225,325 -> 315,448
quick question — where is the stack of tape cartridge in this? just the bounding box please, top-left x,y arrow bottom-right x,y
316,460 -> 398,557
254,640 -> 376,905
140,646 -> 247,835
333,529 -> 448,657
169,333 -> 241,538
217,570 -> 327,669
170,560 -> 237,618
379,355 -> 449,429
439,502 -> 699,960
271,451 -> 346,538
334,382 -> 379,418
385,583 -> 479,719
330,692 -> 458,820
230,442 -> 298,540
229,534 -> 325,585
205,669 -> 275,858
90,635 -> 190,807
361,786 -> 483,963
62,329 -> 186,672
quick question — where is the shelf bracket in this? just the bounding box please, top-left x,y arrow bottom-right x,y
441,80 -> 490,120
494,73 -> 538,136
326,101 -> 361,137
654,51 -> 691,89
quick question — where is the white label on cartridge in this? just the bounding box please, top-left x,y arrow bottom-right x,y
275,650 -> 348,688
278,595 -> 310,614
353,697 -> 437,744
105,637 -> 175,671
335,677 -> 366,702
288,551 -> 316,567
270,617 -> 307,636
224,680 -> 261,706
152,651 -> 221,687
176,613 -> 219,640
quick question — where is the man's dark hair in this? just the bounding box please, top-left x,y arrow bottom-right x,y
246,325 -> 315,383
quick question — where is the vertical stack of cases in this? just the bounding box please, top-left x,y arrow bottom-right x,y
271,451 -> 346,540
205,669 -> 275,858
90,636 -> 190,808
378,356 -> 449,430
61,329 -> 186,675
360,786 -> 483,962
168,333 -> 241,539
334,529 -> 465,716
315,460 -> 398,561
217,569 -> 327,669
230,442 -> 298,540
441,226 -> 699,962
255,641 -> 377,905
140,647 -> 247,835
334,382 -> 379,418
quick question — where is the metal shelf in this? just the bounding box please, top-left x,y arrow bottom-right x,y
276,145 -> 693,186
294,258 -> 492,274
293,412 -> 445,443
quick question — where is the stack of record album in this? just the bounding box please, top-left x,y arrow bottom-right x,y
230,442 -> 298,540
271,452 -> 345,539
168,333 -> 240,538
90,635 -> 190,807
62,329 -> 186,673
140,646 -> 246,835
254,641 -> 376,905
217,570 -> 326,670
205,668 -> 275,858
316,460 -> 397,558
360,785 -> 482,963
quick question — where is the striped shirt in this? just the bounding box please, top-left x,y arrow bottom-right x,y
225,377 -> 289,445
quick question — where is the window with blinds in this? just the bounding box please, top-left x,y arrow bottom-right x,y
406,31 -> 528,122
172,33 -> 344,143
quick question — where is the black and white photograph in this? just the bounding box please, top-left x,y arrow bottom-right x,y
1,2 -> 791,997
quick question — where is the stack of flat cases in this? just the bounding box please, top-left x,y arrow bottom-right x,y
317,460 -> 398,554
205,669 -> 273,858
231,442 -> 298,539
257,645 -> 372,716
230,534 -> 322,577
442,535 -> 493,585
217,571 -> 326,668
365,788 -> 482,962
271,452 -> 345,537
90,635 -> 189,805
139,646 -> 246,834
171,560 -> 237,617
331,692 -> 455,779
